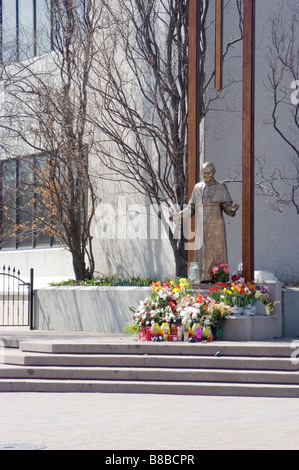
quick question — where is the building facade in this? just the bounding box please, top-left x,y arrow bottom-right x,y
0,0 -> 298,287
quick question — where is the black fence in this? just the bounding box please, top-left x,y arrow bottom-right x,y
0,266 -> 33,328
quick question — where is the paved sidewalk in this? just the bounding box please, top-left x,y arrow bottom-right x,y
0,331 -> 299,450
1,392 -> 299,450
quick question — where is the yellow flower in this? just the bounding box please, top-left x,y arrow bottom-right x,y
179,278 -> 189,289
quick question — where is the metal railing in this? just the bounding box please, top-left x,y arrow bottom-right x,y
0,266 -> 33,328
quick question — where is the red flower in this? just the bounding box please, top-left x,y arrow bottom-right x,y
209,287 -> 220,292
217,282 -> 229,288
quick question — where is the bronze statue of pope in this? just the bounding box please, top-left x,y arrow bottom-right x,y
170,162 -> 239,282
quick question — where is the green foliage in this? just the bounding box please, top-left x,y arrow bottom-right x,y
49,275 -> 157,287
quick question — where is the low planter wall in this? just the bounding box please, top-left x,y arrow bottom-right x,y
222,314 -> 281,341
282,288 -> 299,337
33,286 -> 152,333
33,280 -> 283,340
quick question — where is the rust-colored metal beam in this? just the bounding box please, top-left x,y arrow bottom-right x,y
187,0 -> 200,263
188,0 -> 199,198
215,0 -> 223,91
242,0 -> 255,283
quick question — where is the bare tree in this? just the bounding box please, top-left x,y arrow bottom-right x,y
89,0 -> 244,276
0,0 -> 102,280
257,3 -> 299,213
89,0 -> 192,276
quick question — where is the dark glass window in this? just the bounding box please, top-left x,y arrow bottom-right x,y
0,156 -> 53,250
0,1 -> 88,63
35,0 -> 51,56
0,0 -> 52,62
1,1 -> 17,62
1,159 -> 17,248
17,158 -> 34,247
18,0 -> 34,61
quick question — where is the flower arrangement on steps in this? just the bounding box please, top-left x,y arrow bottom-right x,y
124,276 -> 280,342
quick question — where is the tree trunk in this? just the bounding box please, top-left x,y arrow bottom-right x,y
71,251 -> 92,281
170,237 -> 188,278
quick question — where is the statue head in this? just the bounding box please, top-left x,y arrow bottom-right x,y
201,162 -> 216,184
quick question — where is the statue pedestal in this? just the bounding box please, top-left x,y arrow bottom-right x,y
190,278 -> 283,341
222,314 -> 281,341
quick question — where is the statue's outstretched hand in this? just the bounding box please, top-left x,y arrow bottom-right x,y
231,204 -> 240,216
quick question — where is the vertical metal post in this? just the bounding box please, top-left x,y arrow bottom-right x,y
215,0 -> 223,91
242,0 -> 255,283
188,0 -> 200,263
29,268 -> 34,329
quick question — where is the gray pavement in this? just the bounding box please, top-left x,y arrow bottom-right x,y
1,392 -> 299,450
0,330 -> 299,450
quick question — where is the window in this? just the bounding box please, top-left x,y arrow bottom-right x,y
0,156 -> 53,249
0,0 -> 88,63
35,0 -> 51,56
0,0 -> 52,62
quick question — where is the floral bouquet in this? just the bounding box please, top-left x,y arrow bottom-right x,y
179,292 -> 232,339
124,278 -> 191,335
224,281 -> 256,307
212,263 -> 230,282
208,280 -> 257,307
255,285 -> 280,313
125,278 -> 236,339
206,302 -> 232,328
178,293 -> 209,327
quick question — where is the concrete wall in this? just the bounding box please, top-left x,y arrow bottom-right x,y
0,247 -> 73,288
33,286 -> 152,333
203,0 -> 299,280
282,288 -> 299,338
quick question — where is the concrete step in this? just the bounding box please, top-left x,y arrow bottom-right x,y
3,349 -> 299,371
16,340 -> 296,357
1,377 -> 299,397
1,364 -> 299,385
1,337 -> 299,397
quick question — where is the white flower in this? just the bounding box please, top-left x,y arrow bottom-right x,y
158,292 -> 168,300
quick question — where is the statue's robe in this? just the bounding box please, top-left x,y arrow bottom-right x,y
175,181 -> 236,281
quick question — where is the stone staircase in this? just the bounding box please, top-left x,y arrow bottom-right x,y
1,339 -> 299,397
